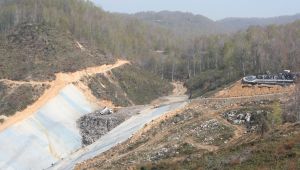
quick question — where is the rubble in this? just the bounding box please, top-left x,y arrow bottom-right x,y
77,106 -> 144,146
222,109 -> 270,132
188,119 -> 234,145
78,111 -> 124,145
199,119 -> 220,130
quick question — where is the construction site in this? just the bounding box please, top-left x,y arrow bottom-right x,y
0,1 -> 300,169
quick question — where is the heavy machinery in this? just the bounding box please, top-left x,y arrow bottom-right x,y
242,70 -> 296,85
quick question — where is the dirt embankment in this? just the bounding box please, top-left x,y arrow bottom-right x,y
172,81 -> 187,96
214,80 -> 295,98
0,60 -> 130,131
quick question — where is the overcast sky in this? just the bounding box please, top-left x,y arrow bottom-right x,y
92,0 -> 300,20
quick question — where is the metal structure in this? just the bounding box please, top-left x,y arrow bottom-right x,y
242,70 -> 296,85
100,107 -> 113,115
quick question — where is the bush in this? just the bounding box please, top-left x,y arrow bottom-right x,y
113,65 -> 173,105
0,83 -> 49,116
87,65 -> 173,106
185,69 -> 239,98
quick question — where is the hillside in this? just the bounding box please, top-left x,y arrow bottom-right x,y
0,21 -> 114,119
0,22 -> 113,81
218,13 -> 300,32
134,11 -> 227,36
134,11 -> 300,36
0,0 -> 174,62
82,64 -> 173,107
76,82 -> 299,170
0,0 -> 173,120
0,81 -> 49,117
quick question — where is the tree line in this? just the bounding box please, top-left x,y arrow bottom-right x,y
0,0 -> 173,60
0,0 -> 300,97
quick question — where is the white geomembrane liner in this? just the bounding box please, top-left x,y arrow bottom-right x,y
0,84 -> 97,170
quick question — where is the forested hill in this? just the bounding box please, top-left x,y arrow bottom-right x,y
184,21 -> 300,97
218,13 -> 300,32
0,0 -> 178,82
0,0 -> 300,97
134,11 -> 300,34
134,11 -> 228,36
0,0 -> 173,60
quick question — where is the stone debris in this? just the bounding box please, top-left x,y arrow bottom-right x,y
78,111 -> 124,145
199,119 -> 220,130
222,109 -> 270,132
77,106 -> 144,146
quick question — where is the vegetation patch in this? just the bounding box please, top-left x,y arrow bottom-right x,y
86,65 -> 172,106
0,23 -> 114,81
135,124 -> 300,170
0,82 -> 49,116
195,125 -> 300,170
112,65 -> 173,105
185,70 -> 238,98
186,119 -> 234,146
270,101 -> 283,126
85,73 -> 131,107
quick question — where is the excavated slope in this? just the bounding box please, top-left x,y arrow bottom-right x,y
214,80 -> 295,98
0,85 -> 96,170
0,60 -> 129,170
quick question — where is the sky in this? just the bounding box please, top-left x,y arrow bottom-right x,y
92,0 -> 300,21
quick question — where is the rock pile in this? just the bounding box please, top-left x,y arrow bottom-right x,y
78,112 -> 125,145
222,109 -> 270,132
77,106 -> 144,146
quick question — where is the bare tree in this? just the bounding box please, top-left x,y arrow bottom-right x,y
171,61 -> 175,82
296,80 -> 300,121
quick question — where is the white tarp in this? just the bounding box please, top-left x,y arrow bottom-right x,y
0,85 -> 97,170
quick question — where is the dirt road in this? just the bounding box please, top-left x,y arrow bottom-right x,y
0,60 -> 130,132
172,81 -> 187,96
0,79 -> 50,85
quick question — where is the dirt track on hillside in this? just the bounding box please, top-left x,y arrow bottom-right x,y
0,79 -> 50,85
0,60 -> 130,131
214,80 -> 295,98
172,81 -> 187,96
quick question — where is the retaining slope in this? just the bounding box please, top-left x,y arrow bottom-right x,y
0,85 -> 97,170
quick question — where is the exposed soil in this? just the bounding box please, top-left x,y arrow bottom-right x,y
214,80 -> 295,98
0,60 -> 130,131
0,79 -> 50,86
172,81 -> 187,96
